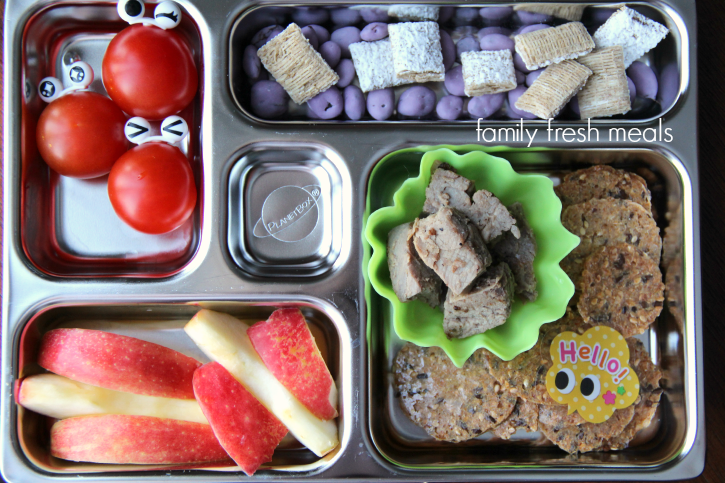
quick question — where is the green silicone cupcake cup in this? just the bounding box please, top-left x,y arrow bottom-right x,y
364,147 -> 580,367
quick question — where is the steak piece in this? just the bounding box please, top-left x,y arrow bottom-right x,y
491,202 -> 538,301
443,262 -> 516,338
387,222 -> 443,307
423,167 -> 518,243
413,208 -> 492,295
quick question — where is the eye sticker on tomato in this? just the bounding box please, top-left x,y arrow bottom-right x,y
546,326 -> 639,424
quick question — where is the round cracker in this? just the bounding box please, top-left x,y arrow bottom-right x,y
561,199 -> 662,292
539,405 -> 635,454
578,244 -> 664,337
394,343 -> 516,442
556,165 -> 652,213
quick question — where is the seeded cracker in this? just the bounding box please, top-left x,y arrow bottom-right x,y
578,244 -> 664,337
560,199 -> 662,295
515,60 -> 592,119
593,6 -> 669,68
349,40 -> 413,93
461,50 -> 517,96
513,4 -> 585,22
388,5 -> 439,21
388,22 -> 445,83
576,46 -> 631,119
257,23 -> 339,105
493,398 -> 539,439
514,22 -> 595,71
394,344 -> 517,443
555,165 -> 653,214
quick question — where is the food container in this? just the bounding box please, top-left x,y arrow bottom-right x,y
2,1 -> 703,482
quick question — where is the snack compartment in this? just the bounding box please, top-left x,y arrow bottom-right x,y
20,3 -> 204,278
227,142 -> 348,278
12,299 -> 351,475
364,146 -> 694,470
229,2 -> 686,124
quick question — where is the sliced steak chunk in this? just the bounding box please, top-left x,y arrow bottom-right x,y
443,262 -> 516,338
491,202 -> 538,301
469,190 -> 519,243
387,222 -> 443,307
413,208 -> 492,295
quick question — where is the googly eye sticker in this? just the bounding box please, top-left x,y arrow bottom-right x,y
117,0 -> 182,29
125,115 -> 188,145
38,61 -> 94,103
546,326 -> 639,424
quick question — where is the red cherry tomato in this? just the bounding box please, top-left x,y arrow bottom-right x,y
102,24 -> 198,120
108,142 -> 197,234
36,92 -> 128,178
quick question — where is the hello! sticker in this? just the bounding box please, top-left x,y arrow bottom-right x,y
546,326 -> 639,424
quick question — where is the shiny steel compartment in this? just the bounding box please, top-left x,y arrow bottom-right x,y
228,142 -> 345,277
13,300 -> 350,475
365,146 -> 694,470
229,2 -> 686,124
20,4 -> 204,278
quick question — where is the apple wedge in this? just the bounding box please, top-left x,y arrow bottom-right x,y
51,415 -> 229,464
248,308 -> 338,420
38,328 -> 200,399
193,362 -> 288,475
184,309 -> 339,457
18,374 -> 207,424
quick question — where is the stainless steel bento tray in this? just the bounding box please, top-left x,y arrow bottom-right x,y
2,0 -> 704,482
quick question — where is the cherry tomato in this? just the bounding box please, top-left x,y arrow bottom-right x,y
108,142 -> 197,234
102,24 -> 198,120
36,92 -> 128,178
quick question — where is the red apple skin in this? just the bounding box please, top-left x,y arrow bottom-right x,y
38,329 -> 200,399
50,415 -> 229,464
193,362 -> 288,476
247,308 -> 338,420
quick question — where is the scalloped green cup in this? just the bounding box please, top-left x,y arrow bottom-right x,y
364,148 -> 580,367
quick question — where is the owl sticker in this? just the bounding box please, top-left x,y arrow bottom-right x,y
546,326 -> 640,423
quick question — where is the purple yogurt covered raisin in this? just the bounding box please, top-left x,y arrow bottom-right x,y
436,95 -> 463,120
367,88 -> 395,120
251,25 -> 283,48
307,87 -> 343,119
330,8 -> 361,26
331,26 -> 361,58
292,7 -> 329,26
468,93 -> 506,119
515,10 -> 552,25
307,24 -> 330,44
479,33 -> 514,52
657,63 -> 679,108
518,23 -> 551,35
568,95 -> 580,117
479,6 -> 513,24
335,59 -> 356,88
243,45 -> 263,81
360,7 -> 389,23
251,80 -> 288,118
398,86 -> 436,117
440,29 -> 456,71
515,69 -> 526,85
444,66 -> 465,96
513,52 -> 532,73
627,61 -> 658,100
478,26 -> 512,39
319,41 -> 342,68
343,85 -> 365,120
526,68 -> 545,86
301,26 -> 319,50
627,77 -> 637,105
507,85 -> 538,119
454,7 -> 480,24
456,36 -> 480,62
438,6 -> 455,23
361,22 -> 388,41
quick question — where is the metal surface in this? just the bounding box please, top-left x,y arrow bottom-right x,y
1,1 -> 703,482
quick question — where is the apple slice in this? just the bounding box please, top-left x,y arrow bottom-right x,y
193,362 -> 288,475
38,328 -> 200,399
51,415 -> 229,464
247,308 -> 338,420
18,374 -> 208,424
184,309 -> 339,457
